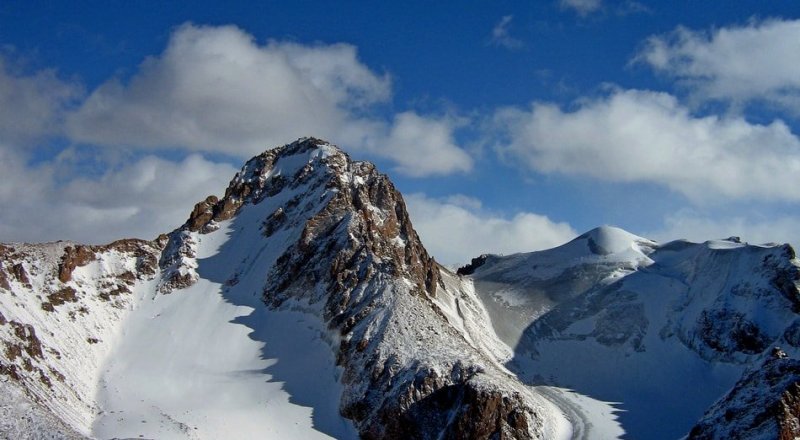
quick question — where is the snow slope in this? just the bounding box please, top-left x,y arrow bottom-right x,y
92,226 -> 356,439
466,228 -> 800,439
91,142 -> 365,439
0,380 -> 84,440
0,239 -> 161,436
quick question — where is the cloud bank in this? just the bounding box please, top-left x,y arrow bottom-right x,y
67,23 -> 472,177
493,88 -> 800,202
636,18 -> 800,113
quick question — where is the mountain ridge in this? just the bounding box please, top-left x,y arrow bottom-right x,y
0,138 -> 556,439
1,137 -> 799,440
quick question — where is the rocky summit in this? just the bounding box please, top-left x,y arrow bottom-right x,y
1,138 -> 800,440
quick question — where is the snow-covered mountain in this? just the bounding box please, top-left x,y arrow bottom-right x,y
463,226 -> 800,439
1,138 -> 799,439
0,139 -> 566,439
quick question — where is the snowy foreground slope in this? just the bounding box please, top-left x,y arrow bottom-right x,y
463,226 -> 800,439
2,138 -> 800,440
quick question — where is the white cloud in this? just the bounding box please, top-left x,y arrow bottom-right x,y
0,58 -> 81,144
67,23 -> 388,154
404,193 -> 577,266
493,88 -> 800,202
66,23 -> 472,177
559,0 -> 602,17
648,209 -> 800,247
0,147 -> 236,244
0,24 -> 477,245
490,15 -> 523,50
635,19 -> 800,112
374,112 -> 472,176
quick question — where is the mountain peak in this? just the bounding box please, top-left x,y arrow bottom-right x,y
184,137 -> 348,233
574,225 -> 655,256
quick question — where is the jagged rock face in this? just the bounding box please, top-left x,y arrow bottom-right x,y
184,138 -> 441,299
175,138 -> 538,439
688,352 -> 800,440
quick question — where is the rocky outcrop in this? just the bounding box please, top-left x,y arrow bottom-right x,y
688,349 -> 800,440
182,137 -> 539,439
157,231 -> 198,293
186,195 -> 219,232
767,245 -> 800,313
457,254 -> 491,276
58,245 -> 96,283
364,368 -> 534,440
57,239 -> 159,284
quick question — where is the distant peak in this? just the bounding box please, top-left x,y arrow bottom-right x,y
575,225 -> 654,256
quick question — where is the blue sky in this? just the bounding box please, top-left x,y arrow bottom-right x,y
2,1 -> 800,265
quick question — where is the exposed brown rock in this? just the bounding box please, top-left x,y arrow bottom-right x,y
118,271 -> 136,285
778,382 -> 800,440
445,387 -> 531,440
58,245 -> 96,283
187,195 -> 219,232
8,321 -> 43,359
0,247 -> 15,289
4,343 -> 22,362
39,369 -> 53,388
104,239 -> 161,277
0,362 -> 20,381
98,284 -> 131,301
0,268 -> 9,290
48,366 -> 65,383
362,366 -> 533,440
10,263 -> 30,287
42,286 -> 78,311
56,239 -> 159,284
263,207 -> 286,237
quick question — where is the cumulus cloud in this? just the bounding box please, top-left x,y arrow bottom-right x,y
0,147 -> 235,244
490,16 -> 523,50
0,23 -> 477,245
635,19 -> 800,112
67,23 -> 472,177
647,209 -> 800,247
492,88 -> 800,202
371,112 -> 472,176
0,58 -> 81,144
404,193 -> 577,266
68,24 -> 388,154
559,0 -> 602,17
